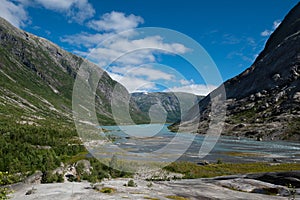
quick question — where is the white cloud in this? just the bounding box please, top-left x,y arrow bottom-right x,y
260,30 -> 272,37
130,67 -> 174,81
61,32 -> 114,48
71,32 -> 190,68
272,20 -> 281,29
88,11 -> 144,32
66,0 -> 95,23
62,11 -> 191,94
62,11 -> 189,66
13,0 -> 95,24
179,79 -> 194,85
33,0 -> 74,10
108,72 -> 157,93
110,65 -> 175,81
34,0 -> 95,23
0,0 -> 29,28
261,20 -> 281,37
165,84 -> 217,96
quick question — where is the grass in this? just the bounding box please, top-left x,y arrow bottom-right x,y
164,161 -> 300,179
144,197 -> 160,200
63,151 -> 89,164
99,187 -> 116,194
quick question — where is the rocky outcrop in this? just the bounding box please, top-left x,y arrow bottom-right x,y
10,175 -> 294,200
170,3 -> 300,140
246,171 -> 300,188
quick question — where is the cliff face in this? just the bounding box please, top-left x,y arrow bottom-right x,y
171,3 -> 300,140
0,17 -> 145,126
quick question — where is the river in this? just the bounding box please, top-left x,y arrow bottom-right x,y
95,124 -> 300,163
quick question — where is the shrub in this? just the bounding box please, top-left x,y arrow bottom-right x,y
125,179 -> 137,187
41,171 -> 64,183
56,173 -> 64,183
0,172 -> 13,199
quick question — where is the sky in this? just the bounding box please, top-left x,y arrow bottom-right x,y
0,0 -> 299,95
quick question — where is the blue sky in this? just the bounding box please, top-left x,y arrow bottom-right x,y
1,0 -> 298,95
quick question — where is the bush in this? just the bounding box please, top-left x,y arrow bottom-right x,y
41,171 -> 64,183
75,163 -> 85,177
0,172 -> 13,199
0,187 -> 11,200
56,173 -> 64,183
125,179 -> 137,187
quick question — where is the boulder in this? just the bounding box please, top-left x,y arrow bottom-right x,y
246,171 -> 300,188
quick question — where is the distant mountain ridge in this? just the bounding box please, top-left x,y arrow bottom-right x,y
170,2 -> 300,140
131,92 -> 203,123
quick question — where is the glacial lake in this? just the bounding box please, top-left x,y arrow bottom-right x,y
96,124 -> 300,163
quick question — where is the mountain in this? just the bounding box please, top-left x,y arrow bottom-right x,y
131,92 -> 203,123
0,17 -> 146,127
170,3 -> 300,141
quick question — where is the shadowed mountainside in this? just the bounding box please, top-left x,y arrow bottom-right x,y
170,2 -> 300,141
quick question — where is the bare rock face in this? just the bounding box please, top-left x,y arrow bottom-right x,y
246,171 -> 300,188
171,3 -> 300,140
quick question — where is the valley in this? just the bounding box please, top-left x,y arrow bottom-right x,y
0,1 -> 299,200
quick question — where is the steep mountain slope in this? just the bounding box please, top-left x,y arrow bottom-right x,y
170,3 -> 300,140
131,92 -> 203,123
0,17 -> 146,127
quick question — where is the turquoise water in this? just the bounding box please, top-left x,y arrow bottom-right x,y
99,124 -> 300,163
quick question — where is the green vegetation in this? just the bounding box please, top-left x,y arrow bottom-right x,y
144,197 -> 159,200
0,19 -> 153,189
164,161 -> 300,179
64,151 -> 89,165
216,159 -> 223,164
99,187 -> 116,194
221,151 -> 266,157
76,157 -> 132,184
124,179 -> 137,187
0,124 -> 84,175
230,108 -> 256,124
0,172 -> 13,199
41,172 -> 64,184
0,122 -> 132,185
